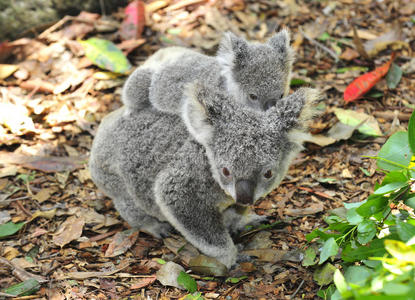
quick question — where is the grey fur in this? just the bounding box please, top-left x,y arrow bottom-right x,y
121,29 -> 294,114
90,82 -> 318,268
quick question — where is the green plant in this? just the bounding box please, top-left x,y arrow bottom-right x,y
305,110 -> 415,299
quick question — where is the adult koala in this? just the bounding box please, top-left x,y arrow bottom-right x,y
89,81 -> 318,268
122,29 -> 294,114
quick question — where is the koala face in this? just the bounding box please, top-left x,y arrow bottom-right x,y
216,29 -> 294,111
183,83 -> 318,206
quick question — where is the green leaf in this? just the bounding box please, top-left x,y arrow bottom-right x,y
357,219 -> 377,245
225,276 -> 248,284
177,271 -> 197,293
342,239 -> 386,262
318,32 -> 331,41
317,285 -> 336,299
302,247 -> 318,266
79,38 -> 132,74
374,182 -> 408,195
313,263 -> 336,286
381,170 -> 409,185
377,131 -> 413,171
344,265 -> 372,286
0,222 -> 25,238
346,208 -> 364,225
386,63 -> 403,89
334,108 -> 382,136
382,282 -> 411,296
396,220 -> 415,242
1,278 -> 40,296
290,78 -> 310,87
408,110 -> 415,154
405,197 -> 415,209
356,195 -> 388,217
333,269 -> 348,295
319,237 -> 339,264
336,66 -> 368,74
156,258 -> 166,265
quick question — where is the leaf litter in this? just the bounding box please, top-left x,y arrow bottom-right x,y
0,0 -> 414,298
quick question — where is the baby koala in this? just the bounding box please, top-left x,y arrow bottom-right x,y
89,80 -> 318,268
122,29 -> 294,114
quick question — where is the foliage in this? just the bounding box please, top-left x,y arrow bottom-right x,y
306,110 -> 415,299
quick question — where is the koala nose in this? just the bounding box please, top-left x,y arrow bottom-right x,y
235,180 -> 255,205
264,99 -> 277,110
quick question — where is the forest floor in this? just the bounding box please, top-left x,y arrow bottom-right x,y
0,0 -> 414,299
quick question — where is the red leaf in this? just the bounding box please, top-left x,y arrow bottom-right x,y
120,0 -> 146,41
343,53 -> 395,102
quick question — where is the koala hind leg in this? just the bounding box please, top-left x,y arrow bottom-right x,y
154,172 -> 237,268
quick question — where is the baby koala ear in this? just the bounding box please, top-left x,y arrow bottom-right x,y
267,87 -> 320,131
182,82 -> 218,146
217,32 -> 249,68
267,28 -> 291,54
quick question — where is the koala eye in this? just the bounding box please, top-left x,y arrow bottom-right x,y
222,167 -> 231,177
264,170 -> 273,179
249,94 -> 258,101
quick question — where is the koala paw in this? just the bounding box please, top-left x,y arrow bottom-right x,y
141,222 -> 174,239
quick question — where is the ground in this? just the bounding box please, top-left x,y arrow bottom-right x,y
0,0 -> 414,299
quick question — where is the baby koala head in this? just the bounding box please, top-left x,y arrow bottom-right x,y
216,29 -> 294,111
182,82 -> 319,206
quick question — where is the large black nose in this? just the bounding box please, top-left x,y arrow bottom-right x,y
264,99 -> 277,110
235,180 -> 255,205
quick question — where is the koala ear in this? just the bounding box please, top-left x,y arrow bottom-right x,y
268,88 -> 320,131
216,32 -> 249,68
182,82 -> 217,145
267,28 -> 291,54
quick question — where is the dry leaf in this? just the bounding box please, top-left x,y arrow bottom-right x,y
53,216 -> 85,247
105,229 -> 139,257
130,276 -> 157,289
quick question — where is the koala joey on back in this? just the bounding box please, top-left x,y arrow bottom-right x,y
122,29 -> 294,114
89,81 -> 318,268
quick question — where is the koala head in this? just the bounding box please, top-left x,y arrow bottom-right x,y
216,29 -> 294,111
182,82 -> 318,206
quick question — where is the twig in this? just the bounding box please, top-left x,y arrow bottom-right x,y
290,279 -> 305,299
164,0 -> 207,12
300,29 -> 339,62
0,292 -> 16,297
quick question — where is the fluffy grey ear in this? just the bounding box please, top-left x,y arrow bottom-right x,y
216,32 -> 249,68
267,28 -> 291,55
268,87 -> 320,131
182,82 -> 216,145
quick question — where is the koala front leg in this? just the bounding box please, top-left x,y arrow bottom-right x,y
223,204 -> 268,235
154,173 -> 237,268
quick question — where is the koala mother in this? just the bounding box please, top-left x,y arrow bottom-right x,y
89,82 -> 318,268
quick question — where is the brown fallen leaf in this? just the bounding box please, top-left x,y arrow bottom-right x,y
189,255 -> 227,276
53,216 -> 85,247
64,260 -> 131,280
130,275 -> 157,289
0,152 -> 86,173
105,229 -> 139,257
163,235 -> 199,264
32,187 -> 57,203
0,257 -> 48,283
340,48 -> 360,61
284,202 -> 324,216
241,249 -> 301,263
364,27 -> 409,57
20,79 -> 56,93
